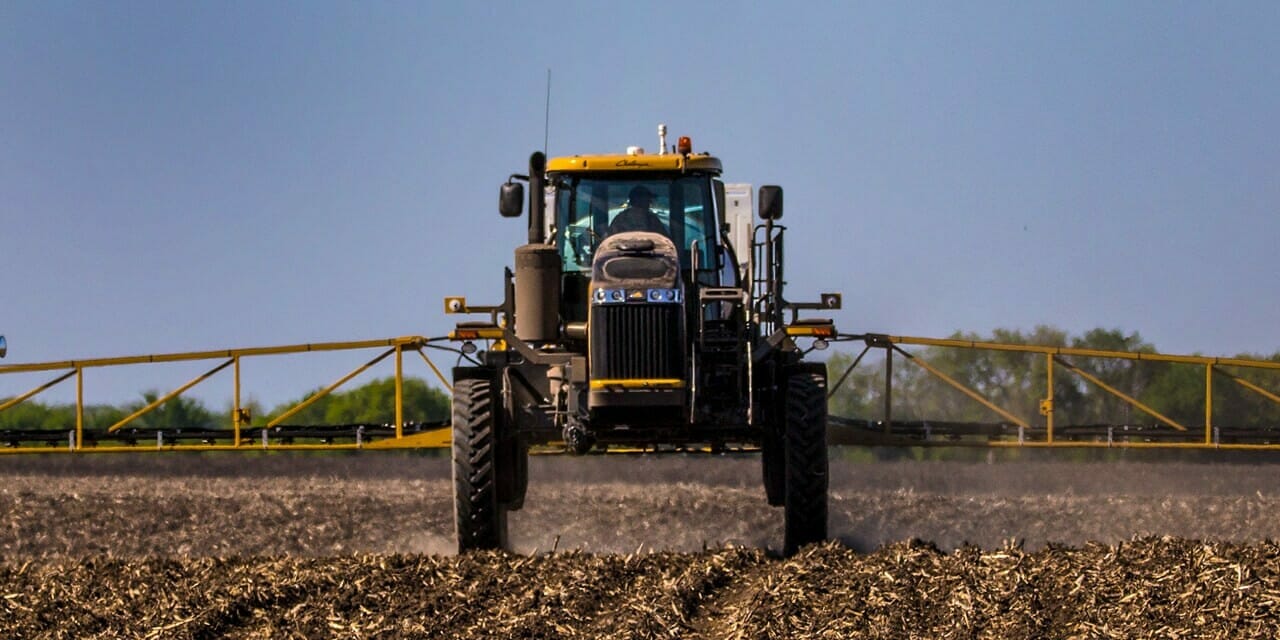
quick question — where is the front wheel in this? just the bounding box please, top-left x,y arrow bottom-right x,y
783,367 -> 829,555
452,378 -> 509,552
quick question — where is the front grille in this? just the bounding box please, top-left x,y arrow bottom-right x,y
590,304 -> 684,380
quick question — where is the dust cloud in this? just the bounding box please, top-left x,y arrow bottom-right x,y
3,452 -> 1280,557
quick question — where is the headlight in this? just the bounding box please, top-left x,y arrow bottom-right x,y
594,287 -> 680,304
646,288 -> 681,303
593,288 -> 628,304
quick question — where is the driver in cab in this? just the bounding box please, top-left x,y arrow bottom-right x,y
607,185 -> 668,236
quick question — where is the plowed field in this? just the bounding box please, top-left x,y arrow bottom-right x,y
3,454 -> 1280,638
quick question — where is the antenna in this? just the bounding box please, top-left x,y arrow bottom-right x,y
543,69 -> 552,156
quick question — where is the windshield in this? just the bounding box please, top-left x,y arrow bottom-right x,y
554,174 -> 717,274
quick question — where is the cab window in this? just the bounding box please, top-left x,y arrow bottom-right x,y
555,175 -> 716,274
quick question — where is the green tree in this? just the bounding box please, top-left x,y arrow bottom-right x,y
1061,328 -> 1158,425
826,326 -> 1280,434
0,401 -> 132,431
264,376 -> 449,426
122,392 -> 218,429
825,349 -> 883,420
827,326 -> 1070,426
0,401 -> 76,431
1208,352 -> 1280,429
1135,361 -> 1207,428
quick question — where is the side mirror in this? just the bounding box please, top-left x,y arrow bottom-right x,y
499,182 -> 524,218
0,335 -> 7,358
759,185 -> 783,220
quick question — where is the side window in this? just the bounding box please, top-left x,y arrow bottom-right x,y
556,188 -> 581,271
682,181 -> 712,269
557,183 -> 602,272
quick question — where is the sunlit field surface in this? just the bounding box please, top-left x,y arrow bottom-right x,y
3,453 -> 1280,638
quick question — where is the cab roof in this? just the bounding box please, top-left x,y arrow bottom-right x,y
546,152 -> 722,175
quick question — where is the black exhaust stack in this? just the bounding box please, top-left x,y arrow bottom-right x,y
513,151 -> 561,344
528,152 -> 546,244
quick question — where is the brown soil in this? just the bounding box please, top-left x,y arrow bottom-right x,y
2,453 -> 1280,637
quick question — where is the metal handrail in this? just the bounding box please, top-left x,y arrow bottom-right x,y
830,333 -> 1280,449
0,336 -> 455,451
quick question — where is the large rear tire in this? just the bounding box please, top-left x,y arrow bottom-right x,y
783,367 -> 828,555
452,378 -> 509,552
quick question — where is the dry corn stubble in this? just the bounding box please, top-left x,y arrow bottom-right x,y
3,453 -> 1280,637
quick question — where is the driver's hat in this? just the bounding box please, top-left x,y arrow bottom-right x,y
628,185 -> 654,203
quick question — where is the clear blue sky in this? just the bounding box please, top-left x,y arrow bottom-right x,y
2,2 -> 1278,409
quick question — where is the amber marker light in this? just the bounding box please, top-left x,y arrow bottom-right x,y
449,327 -> 503,340
784,325 -> 837,338
677,136 -> 692,155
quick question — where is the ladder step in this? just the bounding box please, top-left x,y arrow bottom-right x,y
700,287 -> 746,302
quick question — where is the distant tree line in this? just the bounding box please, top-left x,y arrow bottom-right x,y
0,377 -> 450,431
826,326 -> 1280,429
